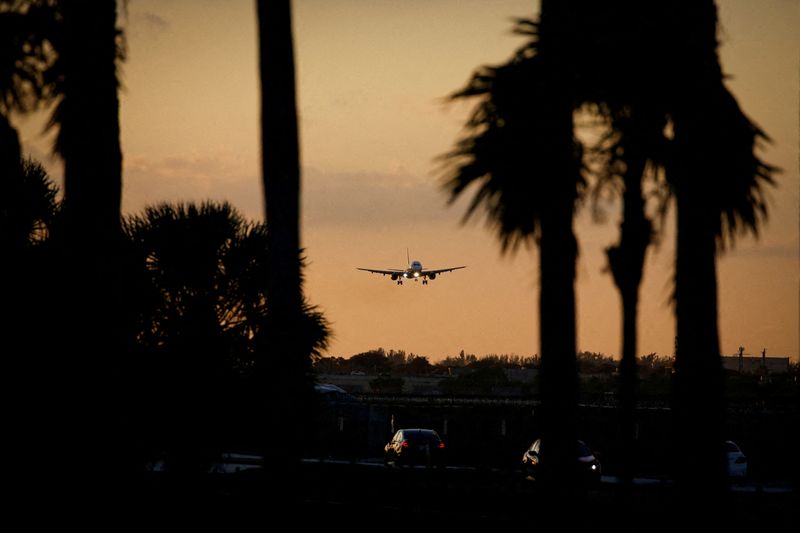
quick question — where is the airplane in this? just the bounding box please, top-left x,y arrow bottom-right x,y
357,251 -> 466,285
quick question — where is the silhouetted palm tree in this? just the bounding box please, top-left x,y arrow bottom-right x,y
665,1 -> 774,514
1,1 -> 58,252
586,0 -> 774,515
125,202 -> 242,478
0,0 -> 55,116
0,158 -> 59,250
573,2 -> 674,488
560,5 -> 773,506
50,0 -> 123,243
0,114 -> 23,240
257,0 -> 302,319
257,0 -> 325,507
0,0 -> 62,499
594,109 -> 663,487
443,4 -> 583,494
446,6 -> 774,513
38,0 -> 128,509
123,201 -> 329,479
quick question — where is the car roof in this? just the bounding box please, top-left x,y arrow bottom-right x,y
724,440 -> 743,452
529,438 -> 590,445
400,428 -> 439,436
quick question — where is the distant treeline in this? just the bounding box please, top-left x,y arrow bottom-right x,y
316,348 -> 798,406
314,347 -> 675,376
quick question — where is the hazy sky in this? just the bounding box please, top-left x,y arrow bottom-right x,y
15,0 -> 799,361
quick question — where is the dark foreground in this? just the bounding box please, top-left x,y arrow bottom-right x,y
138,461 -> 797,531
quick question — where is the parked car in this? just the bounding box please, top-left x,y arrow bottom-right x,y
145,451 -> 263,474
725,440 -> 748,479
521,438 -> 601,483
384,428 -> 446,467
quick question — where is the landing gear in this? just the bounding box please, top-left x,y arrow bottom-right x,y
397,280 -> 403,285
422,279 -> 428,285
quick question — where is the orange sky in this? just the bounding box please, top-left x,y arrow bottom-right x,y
15,0 -> 799,361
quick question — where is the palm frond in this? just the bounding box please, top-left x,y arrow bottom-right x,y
441,43 -> 584,254
0,3 -> 58,115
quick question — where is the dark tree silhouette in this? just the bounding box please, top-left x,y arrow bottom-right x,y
570,1 -> 775,517
1,1 -> 59,253
257,0 -> 326,510
0,0 -> 55,115
665,1 -> 775,516
443,1 -> 583,497
0,0 -> 63,502
0,157 -> 59,250
445,4 -> 773,518
0,115 -> 24,243
349,350 -> 391,374
257,0 -> 302,319
40,0 -> 129,510
573,3 -> 673,488
550,4 -> 774,508
123,201 -> 329,481
597,110 -> 661,487
52,0 -> 123,243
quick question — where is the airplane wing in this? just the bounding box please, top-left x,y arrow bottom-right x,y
357,268 -> 405,276
422,266 -> 467,275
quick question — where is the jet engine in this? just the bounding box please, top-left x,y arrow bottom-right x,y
428,273 -> 436,280
390,273 -> 399,281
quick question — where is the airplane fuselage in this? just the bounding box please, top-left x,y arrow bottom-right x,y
357,257 -> 465,285
396,260 -> 437,284
403,260 -> 423,279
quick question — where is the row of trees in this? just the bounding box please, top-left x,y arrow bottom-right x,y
2,0 -> 325,516
316,348 -> 675,376
324,349 -> 794,403
440,350 -> 540,369
4,155 -> 332,471
441,0 -> 774,515
1,0 -> 129,507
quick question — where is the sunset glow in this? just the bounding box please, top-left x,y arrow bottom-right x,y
15,0 -> 799,361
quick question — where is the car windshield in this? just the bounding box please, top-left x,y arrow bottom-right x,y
576,441 -> 592,457
403,430 -> 440,443
529,439 -> 593,457
725,441 -> 741,453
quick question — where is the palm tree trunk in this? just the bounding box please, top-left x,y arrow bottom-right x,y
618,280 -> 639,476
60,1 -> 122,242
257,0 -> 306,514
535,75 -> 579,499
0,113 -> 23,250
258,0 -> 302,319
673,186 -> 726,512
538,202 -> 579,495
669,1 -> 728,521
607,144 -> 650,487
534,0 -> 581,505
57,0 -> 126,512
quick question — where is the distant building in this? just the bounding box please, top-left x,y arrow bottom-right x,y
721,348 -> 790,374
